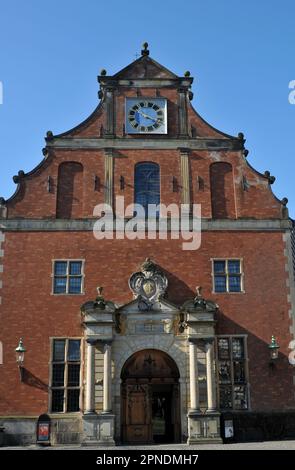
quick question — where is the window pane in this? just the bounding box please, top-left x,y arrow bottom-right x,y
218,338 -> 230,359
51,389 -> 64,412
52,364 -> 65,387
214,275 -> 226,292
233,361 -> 246,384
68,340 -> 81,362
229,275 -> 241,292
54,261 -> 67,276
68,277 -> 82,294
53,340 -> 65,361
69,261 -> 82,275
67,389 -> 80,412
219,385 -> 232,409
218,361 -> 232,384
232,338 -> 244,359
68,364 -> 80,386
54,277 -> 67,294
214,261 -> 225,274
228,260 -> 241,274
135,163 -> 160,215
217,336 -> 248,411
233,385 -> 248,409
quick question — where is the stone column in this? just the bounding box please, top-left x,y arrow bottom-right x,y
179,148 -> 190,208
103,343 -> 112,413
85,340 -> 96,414
178,88 -> 188,137
206,340 -> 217,412
105,87 -> 115,137
189,340 -> 200,412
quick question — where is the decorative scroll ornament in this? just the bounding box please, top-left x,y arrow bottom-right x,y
129,258 -> 168,311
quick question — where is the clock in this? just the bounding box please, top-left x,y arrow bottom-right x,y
125,98 -> 167,134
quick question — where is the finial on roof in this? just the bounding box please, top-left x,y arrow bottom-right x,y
46,130 -> 53,140
264,171 -> 276,185
141,42 -> 149,56
100,69 -> 107,76
281,197 -> 288,206
184,71 -> 191,77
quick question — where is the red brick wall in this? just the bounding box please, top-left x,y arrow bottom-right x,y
188,104 -> 228,138
0,230 -> 293,414
5,148 -> 283,220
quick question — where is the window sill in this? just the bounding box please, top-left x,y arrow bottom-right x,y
51,293 -> 85,296
212,291 -> 245,295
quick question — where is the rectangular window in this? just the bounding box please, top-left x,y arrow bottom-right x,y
216,336 -> 249,410
53,260 -> 84,294
212,259 -> 243,293
50,339 -> 81,413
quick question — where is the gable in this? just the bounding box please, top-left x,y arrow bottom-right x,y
113,55 -> 179,80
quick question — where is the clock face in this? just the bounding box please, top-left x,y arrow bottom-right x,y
126,98 -> 167,134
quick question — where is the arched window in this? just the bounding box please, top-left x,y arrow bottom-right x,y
134,162 -> 160,216
210,162 -> 235,219
56,162 -> 83,219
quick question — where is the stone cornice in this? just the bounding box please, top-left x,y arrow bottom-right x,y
0,218 -> 292,232
46,137 -> 242,151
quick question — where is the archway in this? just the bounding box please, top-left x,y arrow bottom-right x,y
121,349 -> 181,444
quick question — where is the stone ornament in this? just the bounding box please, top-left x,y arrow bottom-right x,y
129,258 -> 168,311
182,286 -> 218,313
81,286 -> 116,314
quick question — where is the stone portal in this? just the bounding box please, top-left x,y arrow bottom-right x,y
121,349 -> 181,444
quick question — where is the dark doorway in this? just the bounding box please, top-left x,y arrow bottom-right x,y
152,385 -> 173,443
121,349 -> 180,444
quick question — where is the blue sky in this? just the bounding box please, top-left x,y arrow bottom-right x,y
0,0 -> 294,215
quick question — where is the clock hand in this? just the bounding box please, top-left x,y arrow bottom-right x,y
137,110 -> 156,121
136,109 -> 163,125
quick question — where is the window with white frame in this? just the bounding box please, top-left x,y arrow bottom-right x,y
216,336 -> 249,410
53,260 -> 84,294
50,338 -> 81,413
212,259 -> 243,293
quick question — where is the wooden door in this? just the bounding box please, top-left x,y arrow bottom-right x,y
122,383 -> 152,444
121,350 -> 180,444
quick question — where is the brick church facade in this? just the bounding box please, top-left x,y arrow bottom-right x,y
0,44 -> 295,445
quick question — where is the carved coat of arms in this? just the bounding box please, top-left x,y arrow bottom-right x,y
129,258 -> 168,311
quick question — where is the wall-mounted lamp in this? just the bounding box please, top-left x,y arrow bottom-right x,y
268,335 -> 280,364
94,176 -> 100,191
120,176 -> 125,190
47,176 -> 53,193
15,338 -> 26,381
172,176 -> 178,192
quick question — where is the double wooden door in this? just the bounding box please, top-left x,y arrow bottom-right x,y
121,381 -> 180,444
120,350 -> 181,444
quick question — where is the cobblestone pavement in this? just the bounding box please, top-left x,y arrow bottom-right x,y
1,440 -> 295,450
